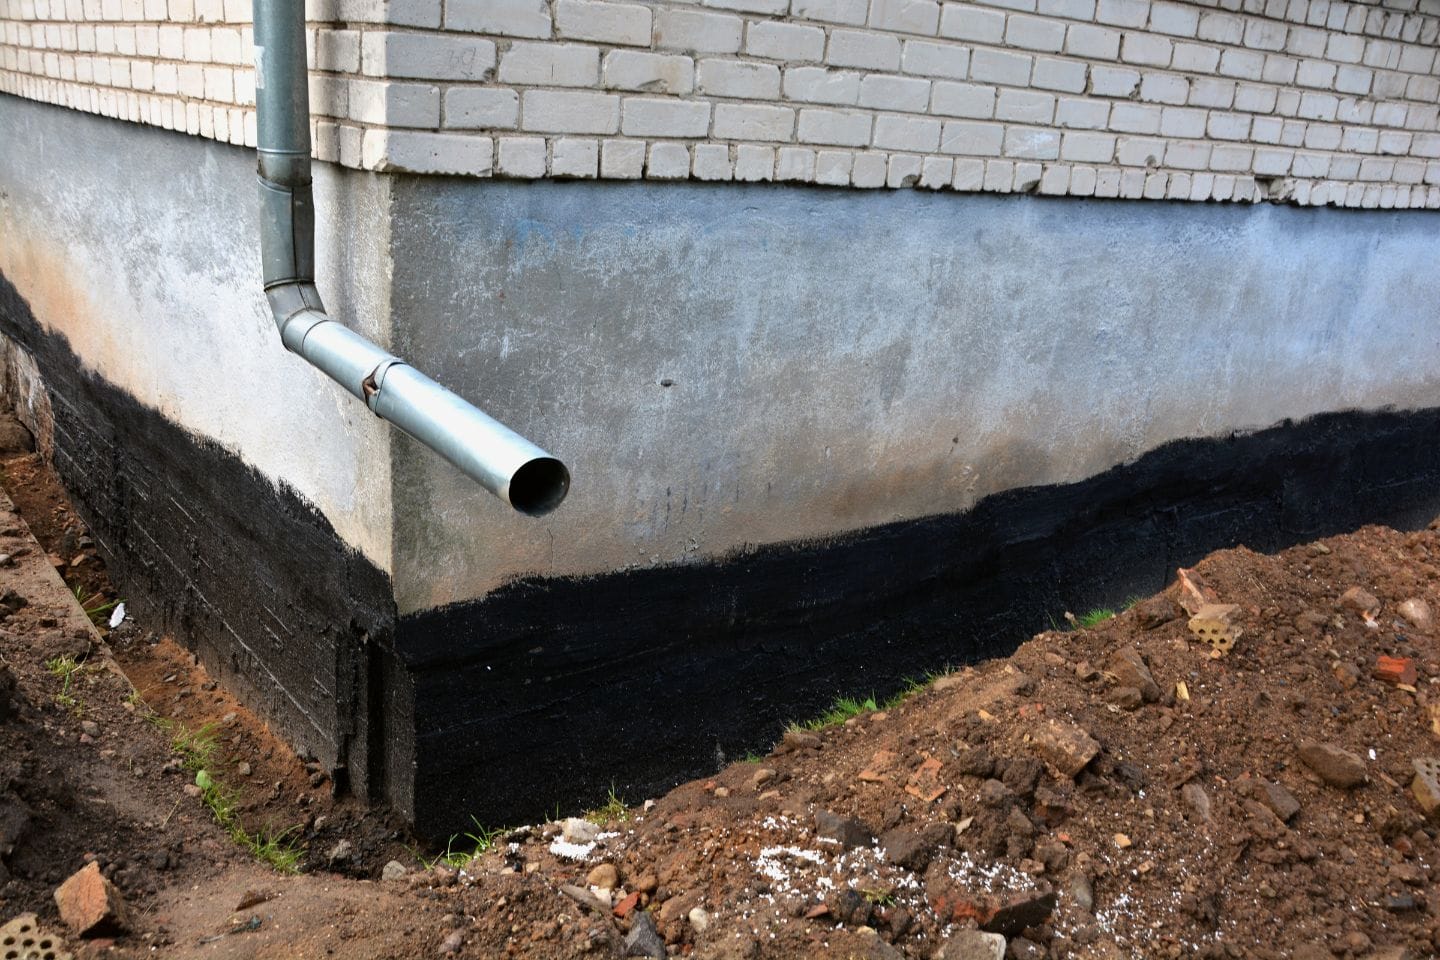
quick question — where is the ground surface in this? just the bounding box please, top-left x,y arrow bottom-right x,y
2,429 -> 1439,959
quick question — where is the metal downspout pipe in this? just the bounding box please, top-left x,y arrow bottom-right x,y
251,0 -> 569,516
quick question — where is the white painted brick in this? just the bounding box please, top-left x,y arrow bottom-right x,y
702,0 -> 787,15
920,155 -> 952,188
814,149 -> 853,185
889,153 -> 924,187
1149,2 -> 1199,36
446,0 -> 551,39
1056,96 -> 1108,128
1116,135 -> 1164,165
601,138 -> 646,177
873,112 -> 941,149
1294,58 -> 1335,87
698,58 -> 780,98
602,50 -> 695,94
737,143 -> 771,181
852,150 -> 889,186
951,156 -> 985,189
555,0 -> 652,46
995,87 -> 1053,122
797,106 -> 872,144
1060,129 -> 1114,161
858,73 -> 930,111
1096,0 -> 1148,28
1189,77 -> 1235,108
1233,83 -> 1276,113
1208,111 -> 1251,140
901,39 -> 970,79
1005,14 -> 1065,52
746,20 -> 826,61
939,4 -> 1005,43
348,78 -> 437,126
499,43 -> 598,88
1198,11 -> 1244,45
1159,106 -> 1205,137
1031,57 -> 1086,92
775,145 -> 815,180
1003,125 -> 1059,157
521,89 -> 620,133
363,129 -> 492,175
791,0 -> 869,25
940,119 -> 1003,154
444,87 -> 519,129
1069,164 -> 1097,194
497,135 -> 547,176
1120,32 -> 1172,67
931,80 -> 995,117
549,136 -> 597,176
713,101 -> 794,139
869,0 -> 941,34
1139,71 -> 1187,104
1065,23 -> 1120,59
1089,65 -> 1139,97
1210,144 -> 1252,170
969,48 -> 1031,85
1109,100 -> 1161,133
646,141 -> 691,178
693,142 -> 734,179
783,66 -> 862,104
654,9 -> 743,53
621,96 -> 710,136
362,31 -> 494,81
827,29 -> 901,70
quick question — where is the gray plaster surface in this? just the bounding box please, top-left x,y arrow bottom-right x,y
0,95 -> 396,569
388,178 -> 1440,612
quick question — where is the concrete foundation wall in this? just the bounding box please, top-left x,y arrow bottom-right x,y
387,174 -> 1440,611
0,94 -> 395,570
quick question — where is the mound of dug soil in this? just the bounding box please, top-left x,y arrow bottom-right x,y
2,431 -> 1439,958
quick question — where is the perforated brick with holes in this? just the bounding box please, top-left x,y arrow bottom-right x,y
0,913 -> 72,960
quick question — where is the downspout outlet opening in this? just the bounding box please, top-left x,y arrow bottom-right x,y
510,457 -> 571,516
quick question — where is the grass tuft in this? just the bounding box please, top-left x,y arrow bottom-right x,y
425,817 -> 504,870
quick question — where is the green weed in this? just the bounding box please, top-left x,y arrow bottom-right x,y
585,785 -> 630,825
44,654 -> 83,711
425,817 -> 503,870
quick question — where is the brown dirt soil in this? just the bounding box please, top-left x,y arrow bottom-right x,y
2,432 -> 1440,959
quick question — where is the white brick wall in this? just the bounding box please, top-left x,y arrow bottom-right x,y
2,0 -> 1440,209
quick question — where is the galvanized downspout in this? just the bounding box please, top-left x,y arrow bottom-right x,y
252,1 -> 568,516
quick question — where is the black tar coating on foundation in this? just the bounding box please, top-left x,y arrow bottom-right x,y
6,273 -> 1440,837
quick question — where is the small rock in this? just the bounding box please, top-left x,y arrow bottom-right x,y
1182,783 -> 1212,823
586,863 -> 619,890
54,861 -> 131,936
1255,780 -> 1301,822
1133,595 -> 1181,629
815,809 -> 874,849
940,929 -> 1006,960
1373,655 -> 1418,687
687,906 -> 710,933
438,929 -> 464,954
1340,586 -> 1380,615
1106,686 -> 1144,711
1028,720 -> 1101,778
1298,740 -> 1367,788
382,860 -> 408,882
1398,598 -> 1433,632
624,911 -> 666,959
1107,647 -> 1161,702
561,817 -> 600,844
327,839 -> 354,863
